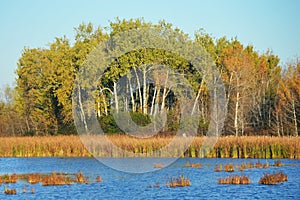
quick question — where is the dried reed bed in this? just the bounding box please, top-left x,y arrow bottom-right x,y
42,172 -> 72,186
211,136 -> 300,159
0,135 -> 90,157
70,134 -> 189,157
0,135 -> 299,158
1,172 -> 101,186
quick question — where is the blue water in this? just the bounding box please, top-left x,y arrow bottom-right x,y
0,158 -> 299,199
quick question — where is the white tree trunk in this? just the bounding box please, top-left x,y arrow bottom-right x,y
142,67 -> 148,114
113,81 -> 119,113
134,68 -> 143,112
78,85 -> 88,133
161,71 -> 169,113
97,101 -> 101,117
234,91 -> 240,137
150,85 -> 157,115
128,76 -> 135,112
292,97 -> 298,136
191,77 -> 204,116
276,110 -> 280,136
153,85 -> 160,116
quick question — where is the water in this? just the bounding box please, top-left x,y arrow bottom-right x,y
0,158 -> 299,199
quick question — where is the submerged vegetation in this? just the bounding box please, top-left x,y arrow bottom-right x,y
0,135 -> 299,158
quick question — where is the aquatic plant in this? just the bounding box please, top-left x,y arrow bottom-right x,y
214,164 -> 222,172
166,174 -> 191,187
255,161 -> 263,168
259,171 -> 288,185
154,163 -> 163,168
96,176 -> 102,182
263,162 -> 270,168
218,175 -> 250,184
42,172 -> 72,186
1,173 -> 17,183
75,171 -> 85,183
27,173 -> 42,184
5,186 -> 17,195
224,164 -> 234,172
0,135 -> 299,158
185,160 -> 201,168
273,159 -> 283,167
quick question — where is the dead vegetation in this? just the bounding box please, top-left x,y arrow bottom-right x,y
0,136 -> 299,158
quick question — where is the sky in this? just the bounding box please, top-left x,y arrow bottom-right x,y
0,0 -> 300,87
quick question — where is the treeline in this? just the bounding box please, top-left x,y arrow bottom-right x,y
0,18 -> 299,136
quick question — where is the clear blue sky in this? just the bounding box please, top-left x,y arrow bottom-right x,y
1,0 -> 299,86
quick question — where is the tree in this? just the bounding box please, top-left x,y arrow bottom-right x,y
15,48 -> 58,135
219,40 -> 260,136
11,18 -> 290,137
0,85 -> 20,136
277,60 -> 300,136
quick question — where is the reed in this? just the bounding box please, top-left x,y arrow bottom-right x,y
0,135 -> 90,157
0,135 -> 299,158
75,171 -> 85,183
259,171 -> 288,185
27,173 -> 42,184
154,163 -> 163,168
273,159 -> 283,167
0,173 -> 17,183
224,164 -> 234,172
218,175 -> 250,184
166,174 -> 191,187
96,176 -> 102,183
4,186 -> 17,195
236,161 -> 271,171
42,172 -> 72,186
255,161 -> 263,168
185,160 -> 201,168
0,172 -> 101,186
214,164 -> 223,172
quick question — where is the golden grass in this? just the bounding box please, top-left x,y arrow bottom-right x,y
0,135 -> 299,158
0,135 -> 90,157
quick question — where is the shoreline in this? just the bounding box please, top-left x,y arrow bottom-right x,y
0,135 -> 299,159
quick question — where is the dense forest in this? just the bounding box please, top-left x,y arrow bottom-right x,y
0,18 -> 299,137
